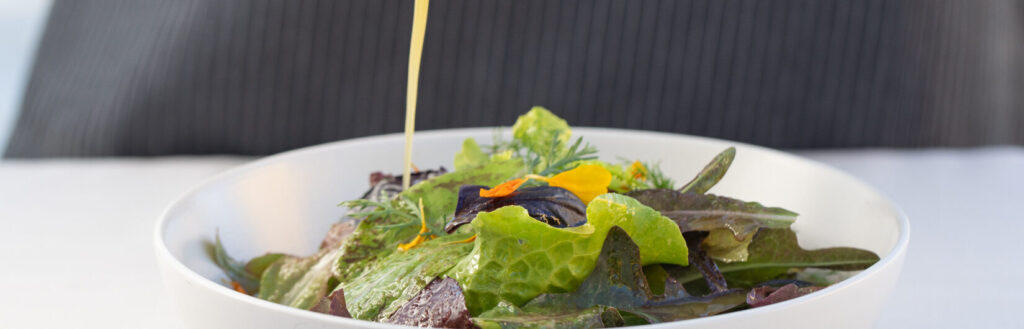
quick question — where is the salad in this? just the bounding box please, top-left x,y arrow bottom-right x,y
212,108 -> 879,328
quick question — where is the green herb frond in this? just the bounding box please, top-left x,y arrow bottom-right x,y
642,161 -> 676,189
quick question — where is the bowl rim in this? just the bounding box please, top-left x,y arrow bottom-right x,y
154,127 -> 910,328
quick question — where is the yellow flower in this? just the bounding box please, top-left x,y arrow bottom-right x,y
544,164 -> 612,204
397,199 -> 433,251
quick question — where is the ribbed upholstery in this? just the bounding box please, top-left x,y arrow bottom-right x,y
6,0 -> 1023,157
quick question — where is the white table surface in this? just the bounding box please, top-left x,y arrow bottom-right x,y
1,148 -> 1022,328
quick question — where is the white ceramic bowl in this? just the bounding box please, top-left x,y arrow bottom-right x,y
155,128 -> 909,329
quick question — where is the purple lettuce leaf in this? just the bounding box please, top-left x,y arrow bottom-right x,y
746,283 -> 824,308
445,185 -> 586,233
385,277 -> 475,329
678,147 -> 735,194
311,288 -> 352,318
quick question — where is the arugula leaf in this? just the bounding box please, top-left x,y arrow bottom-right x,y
448,194 -> 688,315
339,234 -> 475,320
746,283 -> 824,308
679,147 -> 736,194
627,189 -> 797,262
209,233 -> 283,294
474,303 -> 622,329
669,229 -> 879,286
473,303 -> 622,325
454,138 -> 489,171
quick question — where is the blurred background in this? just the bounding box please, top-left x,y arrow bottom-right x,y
0,0 -> 50,152
1,0 -> 1022,156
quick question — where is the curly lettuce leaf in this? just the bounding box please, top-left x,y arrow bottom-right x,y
454,138 -> 489,171
449,193 -> 688,315
511,106 -> 572,155
258,247 -> 346,309
340,233 -> 475,320
478,227 -> 744,327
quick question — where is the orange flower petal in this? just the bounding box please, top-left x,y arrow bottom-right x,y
629,161 -> 648,181
479,178 -> 527,198
547,164 -> 612,204
230,281 -> 248,295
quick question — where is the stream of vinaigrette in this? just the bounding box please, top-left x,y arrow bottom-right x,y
402,0 -> 429,189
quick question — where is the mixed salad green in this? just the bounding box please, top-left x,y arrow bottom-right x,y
211,107 -> 879,328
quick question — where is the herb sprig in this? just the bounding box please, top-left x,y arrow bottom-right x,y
339,198 -> 444,237
488,130 -> 598,176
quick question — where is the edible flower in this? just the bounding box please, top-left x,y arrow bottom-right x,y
397,199 -> 434,251
629,161 -> 648,181
529,164 -> 612,204
230,281 -> 248,294
445,234 -> 477,245
478,178 -> 527,198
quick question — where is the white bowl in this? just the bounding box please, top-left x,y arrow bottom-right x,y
155,128 -> 909,329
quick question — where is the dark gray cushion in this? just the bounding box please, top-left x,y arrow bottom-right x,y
6,0 -> 1023,157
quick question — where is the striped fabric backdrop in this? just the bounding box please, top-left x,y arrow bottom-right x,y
6,0 -> 1023,157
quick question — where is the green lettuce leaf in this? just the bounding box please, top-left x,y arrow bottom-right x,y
340,234 -> 475,320
473,303 -> 623,329
454,138 -> 489,171
627,189 -> 797,262
334,158 -> 525,284
669,229 -> 880,286
678,147 -> 735,194
511,106 -> 572,155
258,246 -> 346,309
478,227 -> 744,327
449,193 -> 688,315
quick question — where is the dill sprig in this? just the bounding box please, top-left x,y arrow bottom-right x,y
338,198 -> 445,237
642,161 -> 676,189
488,130 -> 598,176
537,136 -> 598,176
